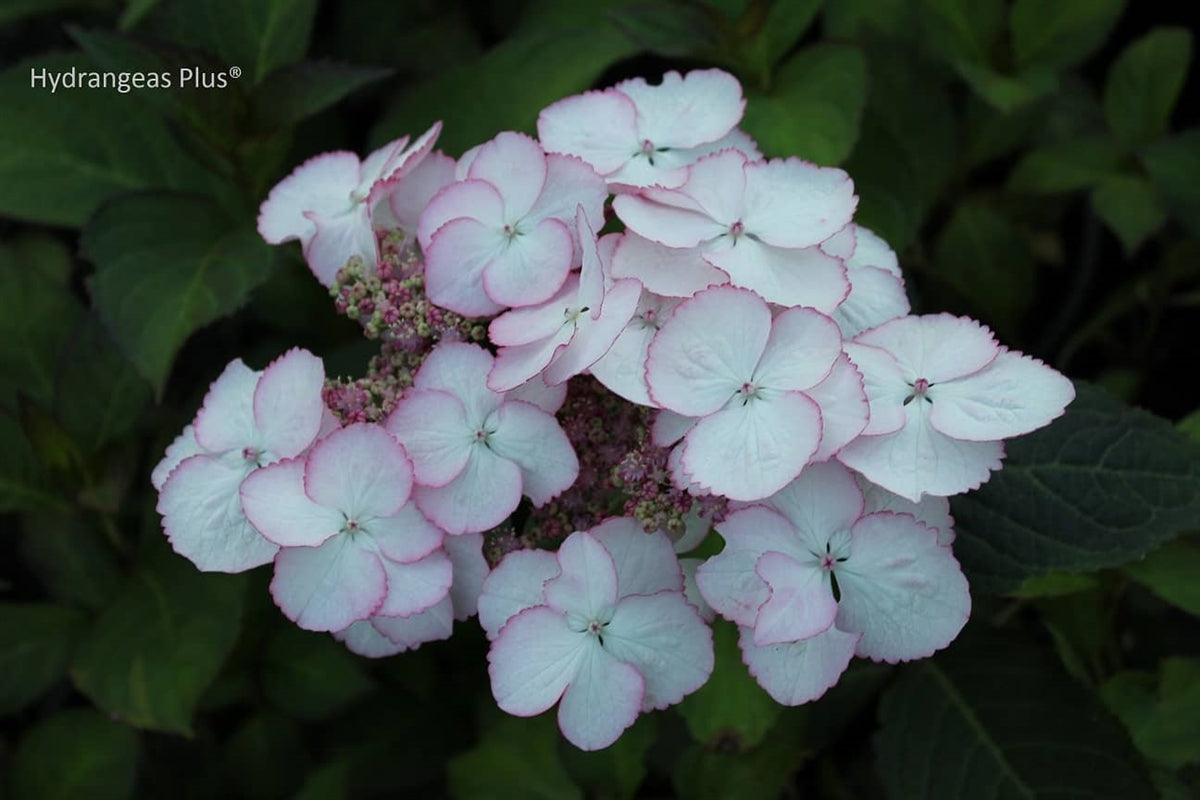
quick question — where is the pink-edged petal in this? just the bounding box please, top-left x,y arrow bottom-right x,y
604,591 -> 714,710
489,276 -> 578,347
411,343 -> 503,426
543,278 -> 642,386
271,536 -> 385,631
481,217 -> 574,308
531,154 -> 609,231
698,505 -> 802,625
680,391 -> 822,502
651,409 -> 696,447
414,446 -> 523,534
152,424 -> 203,491
754,306 -> 842,391
558,640 -> 645,751
489,605 -> 587,715
741,159 -> 857,248
487,326 -> 576,393
193,359 -> 257,453
646,286 -> 768,416
858,475 -> 955,545
257,151 -> 360,244
505,371 -> 568,414
478,549 -> 561,640
366,501 -> 444,563
388,151 -> 457,232
760,462 -> 864,553
385,389 -> 471,487
538,90 -> 640,175
672,507 -> 713,554
545,531 -> 619,619
369,595 -> 455,651
422,217 -> 508,317
821,224 -> 856,259
359,135 -> 411,189
843,342 -> 909,436
590,292 -> 680,407
590,519 -> 683,596
929,349 -> 1075,441
364,122 -> 442,209
610,234 -> 728,298
753,551 -> 836,645
466,131 -> 548,220
835,512 -> 970,661
576,206 -> 605,313
376,548 -> 453,618
834,265 -> 910,339
837,404 -> 1005,502
158,454 -> 277,572
613,193 -> 728,249
667,148 -> 749,224
304,423 -> 413,518
618,69 -> 744,150
857,314 -> 999,384
739,624 -> 860,706
705,240 -> 849,312
444,532 -> 490,620
680,558 -> 715,622
334,618 -> 410,658
253,348 -> 326,459
846,225 -> 900,277
806,354 -> 869,461
486,400 -> 579,505
303,207 -> 379,287
240,458 -> 342,547
417,179 -> 505,250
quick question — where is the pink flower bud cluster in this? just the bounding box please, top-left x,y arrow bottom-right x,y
154,67 -> 1077,752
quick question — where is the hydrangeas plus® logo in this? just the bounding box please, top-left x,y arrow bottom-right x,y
29,65 -> 240,93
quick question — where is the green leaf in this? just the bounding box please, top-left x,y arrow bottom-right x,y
1008,137 -> 1122,193
605,0 -> 718,59
292,760 -> 350,800
9,709 -> 141,800
1125,538 -> 1200,616
676,619 -> 781,750
223,713 -> 307,800
20,509 -> 123,611
0,54 -> 222,227
150,0 -> 318,85
1179,409 -> 1200,443
1104,28 -> 1193,150
876,628 -> 1156,799
1008,570 -> 1099,598
0,604 -> 86,715
742,0 -> 823,73
741,43 -> 867,165
372,18 -> 639,155
261,625 -> 375,721
1141,129 -> 1200,238
447,714 -> 582,800
83,192 -> 276,395
54,312 -> 152,455
672,719 -> 808,800
1091,175 -> 1168,255
932,201 -> 1034,336
0,412 -> 53,512
1011,0 -> 1125,73
0,0 -> 107,25
9,233 -> 74,287
822,0 -> 909,40
249,61 -> 392,135
843,52 -> 957,251
1102,658 -> 1200,769
0,255 -> 81,410
70,544 -> 246,735
919,0 -> 1006,66
956,62 -> 1058,113
560,715 -> 656,800
951,382 -> 1200,594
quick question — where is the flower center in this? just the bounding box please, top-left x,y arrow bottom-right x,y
640,139 -> 655,156
342,517 -> 362,537
904,377 -> 934,406
737,381 -> 760,404
241,446 -> 261,464
729,220 -> 745,239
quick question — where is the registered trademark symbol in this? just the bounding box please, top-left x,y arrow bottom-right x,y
228,66 -> 242,79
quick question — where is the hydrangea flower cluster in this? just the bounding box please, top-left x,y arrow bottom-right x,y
154,68 -> 1075,751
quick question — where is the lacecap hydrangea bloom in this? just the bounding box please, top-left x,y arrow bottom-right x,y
153,66 -> 1074,751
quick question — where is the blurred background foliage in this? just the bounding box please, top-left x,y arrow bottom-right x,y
0,0 -> 1198,797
